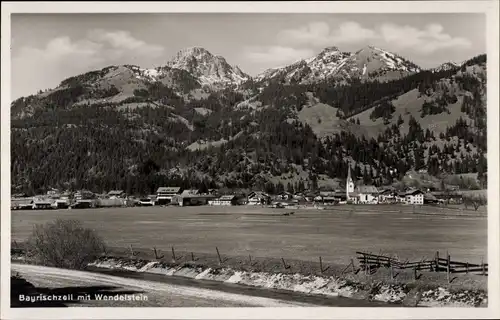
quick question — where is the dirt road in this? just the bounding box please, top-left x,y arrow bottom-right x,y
11,263 -> 317,307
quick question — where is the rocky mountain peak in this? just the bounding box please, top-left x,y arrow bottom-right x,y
319,46 -> 341,54
166,47 -> 249,86
432,61 -> 460,72
172,46 -> 214,60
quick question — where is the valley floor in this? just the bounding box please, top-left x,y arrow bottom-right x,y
11,204 -> 488,264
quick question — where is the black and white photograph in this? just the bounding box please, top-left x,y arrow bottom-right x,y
1,1 -> 499,319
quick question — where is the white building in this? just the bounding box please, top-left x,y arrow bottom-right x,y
247,191 -> 270,205
156,187 -> 182,205
378,188 -> 397,203
138,198 -> 155,206
108,190 -> 125,199
404,189 -> 424,205
75,190 -> 94,200
277,192 -> 293,200
356,185 -> 379,204
47,188 -> 60,197
209,195 -> 237,206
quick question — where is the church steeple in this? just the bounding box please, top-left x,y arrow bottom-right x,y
346,161 -> 355,199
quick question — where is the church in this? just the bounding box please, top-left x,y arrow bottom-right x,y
345,164 -> 380,204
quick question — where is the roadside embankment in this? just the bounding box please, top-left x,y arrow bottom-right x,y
11,246 -> 487,307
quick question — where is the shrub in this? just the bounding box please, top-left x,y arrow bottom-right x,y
463,195 -> 487,211
27,219 -> 106,270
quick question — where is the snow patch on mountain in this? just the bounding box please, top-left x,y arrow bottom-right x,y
255,45 -> 421,85
431,62 -> 460,73
126,65 -> 162,81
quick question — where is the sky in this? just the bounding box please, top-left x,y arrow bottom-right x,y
11,13 -> 486,99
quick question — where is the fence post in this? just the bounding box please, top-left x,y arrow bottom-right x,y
446,252 -> 450,283
466,262 -> 469,274
281,257 -> 289,269
172,246 -> 176,262
319,256 -> 323,273
364,255 -> 368,275
390,261 -> 393,279
191,252 -> 195,261
216,247 -> 222,265
435,251 -> 439,272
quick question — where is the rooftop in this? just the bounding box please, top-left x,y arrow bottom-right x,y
181,189 -> 199,196
179,194 -> 217,199
157,187 -> 181,193
356,185 -> 379,194
403,188 -> 424,196
108,190 -> 124,195
219,195 -> 235,201
248,191 -> 270,198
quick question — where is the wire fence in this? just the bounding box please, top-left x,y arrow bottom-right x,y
11,240 -> 486,284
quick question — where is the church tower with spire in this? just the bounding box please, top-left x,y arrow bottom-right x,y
346,162 -> 355,200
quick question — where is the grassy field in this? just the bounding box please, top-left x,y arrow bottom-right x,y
11,205 -> 488,266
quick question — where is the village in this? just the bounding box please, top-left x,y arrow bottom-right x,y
11,167 -> 463,211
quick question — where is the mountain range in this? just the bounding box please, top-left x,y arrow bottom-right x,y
11,45 -> 487,195
255,45 -> 421,85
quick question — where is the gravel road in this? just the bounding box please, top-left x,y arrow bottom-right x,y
11,263 -> 319,307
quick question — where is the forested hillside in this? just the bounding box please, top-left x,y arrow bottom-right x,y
10,46 -> 487,195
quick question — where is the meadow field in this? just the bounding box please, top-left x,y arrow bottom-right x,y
11,205 -> 488,266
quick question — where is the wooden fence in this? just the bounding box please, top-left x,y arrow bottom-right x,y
357,251 -> 487,281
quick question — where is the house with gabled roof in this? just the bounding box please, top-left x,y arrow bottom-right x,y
378,187 -> 397,203
356,185 -> 379,204
181,189 -> 199,196
172,192 -> 216,207
156,187 -> 182,205
47,188 -> 60,197
276,191 -> 293,200
247,191 -> 271,205
208,188 -> 218,195
209,195 -> 238,206
108,190 -> 125,199
403,188 -> 424,205
75,190 -> 95,200
424,192 -> 441,204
